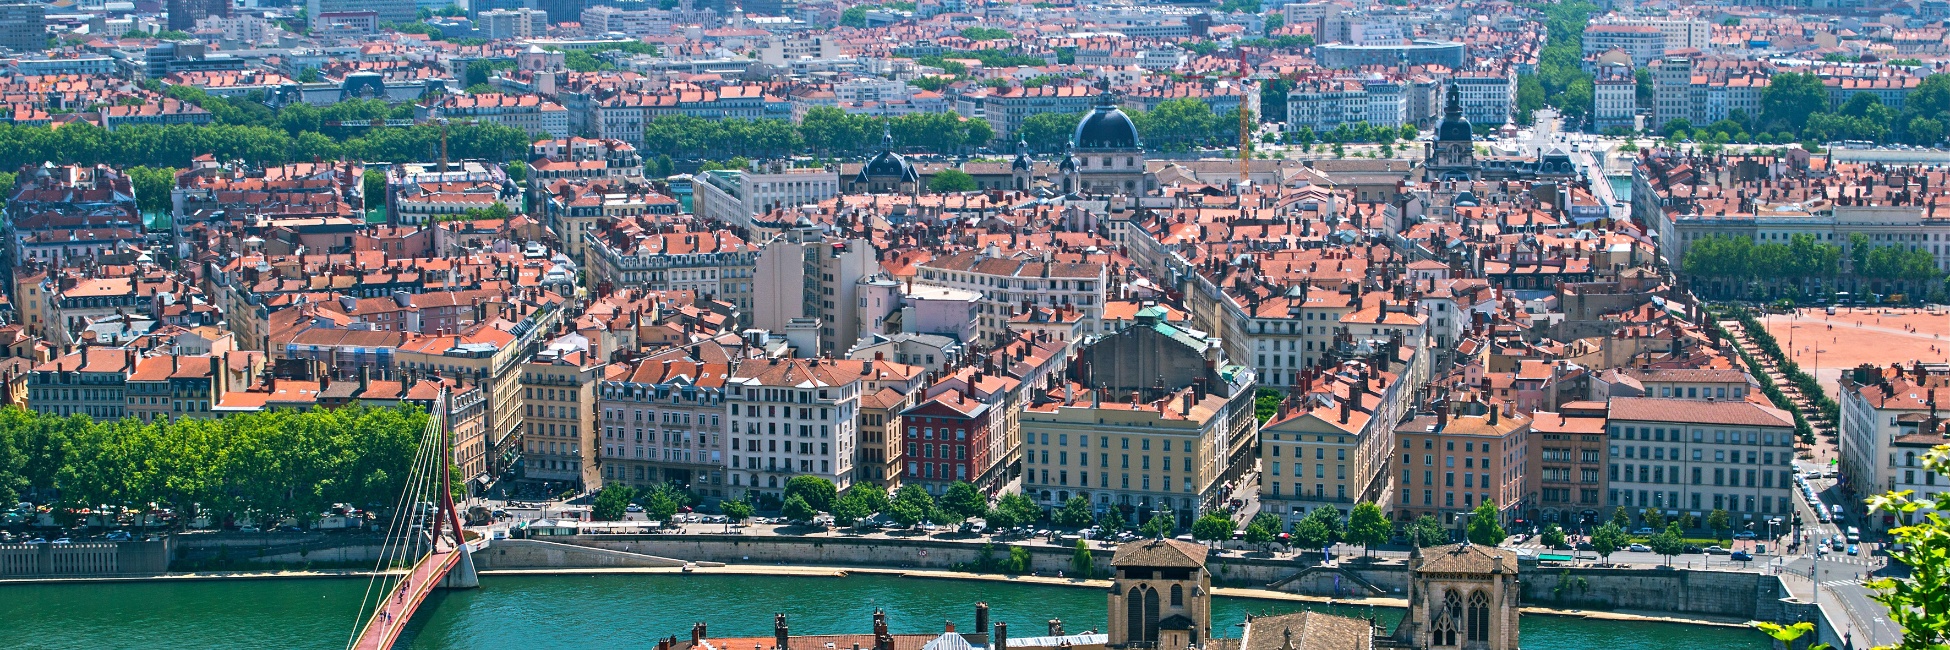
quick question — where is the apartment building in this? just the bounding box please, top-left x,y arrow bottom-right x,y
428,93 -> 571,139
585,225 -> 759,310
1019,310 -> 1257,527
581,5 -> 671,37
1593,66 -> 1637,133
910,250 -> 1107,346
1392,401 -> 1531,526
1258,360 -> 1395,526
1451,71 -> 1516,129
969,85 -> 1098,138
751,226 -> 876,357
28,348 -> 140,420
597,357 -> 730,500
1591,16 -> 1711,52
1839,363 -> 1948,531
692,163 -> 841,238
480,8 -> 549,40
521,342 -> 602,490
1285,78 -> 1409,133
726,357 -> 868,499
1524,403 -> 1608,526
858,385 -> 915,490
1582,24 -> 1666,68
1606,397 -> 1796,529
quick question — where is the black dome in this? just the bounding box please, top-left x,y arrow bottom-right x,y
858,150 -> 916,182
1437,79 -> 1472,142
1073,93 -> 1140,150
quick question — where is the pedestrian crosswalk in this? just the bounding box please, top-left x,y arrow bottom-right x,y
1821,579 -> 1861,588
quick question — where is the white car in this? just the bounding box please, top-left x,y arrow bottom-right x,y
1628,543 -> 1651,553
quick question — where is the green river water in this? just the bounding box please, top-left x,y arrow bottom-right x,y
0,573 -> 1769,649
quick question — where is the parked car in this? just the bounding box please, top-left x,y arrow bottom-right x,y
1732,531 -> 1757,540
1703,545 -> 1730,555
1730,551 -> 1754,562
1628,543 -> 1651,553
105,530 -> 133,541
1633,527 -> 1655,536
1683,544 -> 1702,554
625,504 -> 644,513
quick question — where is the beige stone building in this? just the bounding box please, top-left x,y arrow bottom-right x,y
1108,538 -> 1211,650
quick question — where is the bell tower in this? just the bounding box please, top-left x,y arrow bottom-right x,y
1393,543 -> 1520,650
1425,80 -> 1479,183
1108,539 -> 1211,650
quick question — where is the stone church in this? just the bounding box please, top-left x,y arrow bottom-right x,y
1119,540 -> 1520,650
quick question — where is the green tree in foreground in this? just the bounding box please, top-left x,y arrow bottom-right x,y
1140,512 -> 1176,539
940,480 -> 988,522
889,484 -> 935,527
1345,501 -> 1391,556
1867,443 -> 1950,647
720,499 -> 753,531
1071,539 -> 1093,578
1750,622 -> 1831,650
1406,515 -> 1449,548
1466,500 -> 1507,546
591,484 -> 637,521
1192,511 -> 1235,543
640,482 -> 684,523
1707,508 -> 1732,542
1098,506 -> 1125,532
1610,506 -> 1632,530
986,492 -> 1039,530
1541,524 -> 1567,549
781,494 -> 818,523
831,487 -> 876,526
1648,523 -> 1687,566
1054,495 -> 1095,527
784,475 -> 837,513
1591,523 -> 1629,563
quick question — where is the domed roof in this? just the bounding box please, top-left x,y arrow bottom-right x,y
1073,91 -> 1141,151
857,127 -> 917,183
1437,80 -> 1472,143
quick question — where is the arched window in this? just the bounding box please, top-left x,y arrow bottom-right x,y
1467,590 -> 1491,642
1126,587 -> 1145,644
1434,589 -> 1462,647
1170,584 -> 1183,606
1143,587 -> 1160,643
1908,451 -> 1918,467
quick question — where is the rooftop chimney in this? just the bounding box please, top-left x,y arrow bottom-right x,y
775,613 -> 789,650
1048,620 -> 1063,637
975,603 -> 988,641
994,622 -> 1008,650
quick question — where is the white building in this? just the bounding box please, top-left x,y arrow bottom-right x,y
1606,397 -> 1797,528
692,163 -> 840,237
726,357 -> 867,498
480,8 -> 548,41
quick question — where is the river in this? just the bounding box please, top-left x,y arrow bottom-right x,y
2,572 -> 1771,649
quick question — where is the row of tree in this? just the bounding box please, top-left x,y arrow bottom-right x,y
0,405 -> 430,526
1680,233 -> 1942,299
1516,1 -> 1600,124
1011,98 -> 1253,154
0,121 -> 530,174
796,108 -> 995,156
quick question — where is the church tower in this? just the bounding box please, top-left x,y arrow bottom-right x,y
1012,137 -> 1035,191
1108,539 -> 1211,650
1425,80 -> 1479,183
1393,543 -> 1520,650
1070,88 -> 1149,196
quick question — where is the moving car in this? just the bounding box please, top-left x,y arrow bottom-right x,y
1730,551 -> 1753,562
1847,544 -> 1860,556
1628,543 -> 1651,553
1703,545 -> 1730,555
1733,531 -> 1757,540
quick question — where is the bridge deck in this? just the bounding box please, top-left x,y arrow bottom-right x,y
350,546 -> 462,650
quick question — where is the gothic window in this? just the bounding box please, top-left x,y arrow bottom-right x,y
1467,590 -> 1491,643
1433,589 -> 1462,647
1126,587 -> 1145,644
1170,584 -> 1183,606
1143,586 -> 1160,643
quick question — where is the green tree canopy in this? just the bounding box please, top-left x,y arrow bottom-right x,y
929,169 -> 978,193
781,494 -> 818,522
940,481 -> 988,521
889,484 -> 936,527
1345,502 -> 1391,555
1591,522 -> 1630,562
1406,514 -> 1449,547
1465,500 -> 1507,546
592,484 -> 638,521
1140,511 -> 1177,539
1054,495 -> 1095,527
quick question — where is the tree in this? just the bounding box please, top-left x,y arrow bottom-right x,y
1098,506 -> 1125,532
832,487 -> 878,526
940,481 -> 988,522
641,482 -> 684,523
1003,545 -> 1033,573
987,492 -> 1039,530
1640,507 -> 1666,531
1140,511 -> 1176,539
1707,508 -> 1732,542
1192,511 -> 1235,543
959,26 -> 1012,40
784,475 -> 837,513
1017,112 -> 1086,153
126,165 -> 177,215
1071,539 -> 1094,578
1406,514 -> 1449,547
1243,512 -> 1281,551
1760,72 -> 1829,135
1591,522 -> 1629,563
1294,515 -> 1330,551
1054,495 -> 1095,527
591,484 -> 638,521
720,499 -> 754,530
1302,506 -> 1344,548
1648,523 -> 1687,566
929,169 -> 978,193
781,494 -> 819,523
1865,443 -> 1950,647
1541,524 -> 1567,549
889,484 -> 935,527
1465,500 -> 1507,546
1610,506 -> 1632,530
1345,502 -> 1391,556
838,6 -> 867,27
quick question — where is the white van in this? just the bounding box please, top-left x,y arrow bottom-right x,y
1846,527 -> 1860,543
